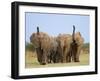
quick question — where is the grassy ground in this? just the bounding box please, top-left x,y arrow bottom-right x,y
25,51 -> 89,68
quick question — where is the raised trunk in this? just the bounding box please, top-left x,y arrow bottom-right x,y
37,26 -> 39,35
72,25 -> 75,42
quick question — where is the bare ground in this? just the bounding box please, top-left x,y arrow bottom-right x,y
25,51 -> 89,68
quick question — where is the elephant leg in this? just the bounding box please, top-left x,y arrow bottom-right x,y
52,52 -> 57,63
47,53 -> 52,63
71,42 -> 79,62
49,54 -> 52,63
51,52 -> 57,63
71,48 -> 75,62
53,51 -> 61,63
36,48 -> 43,64
66,52 -> 71,62
41,50 -> 48,65
62,46 -> 67,63
68,52 -> 72,62
60,48 -> 64,63
62,55 -> 66,63
74,46 -> 81,62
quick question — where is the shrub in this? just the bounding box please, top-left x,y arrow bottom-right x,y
25,42 -> 35,52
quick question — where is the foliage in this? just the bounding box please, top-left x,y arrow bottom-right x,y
82,43 -> 89,54
25,42 -> 35,52
83,43 -> 89,49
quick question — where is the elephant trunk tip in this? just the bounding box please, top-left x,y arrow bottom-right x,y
72,25 -> 76,42
73,25 -> 75,30
37,26 -> 39,34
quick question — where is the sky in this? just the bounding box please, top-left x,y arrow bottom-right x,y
25,12 -> 90,43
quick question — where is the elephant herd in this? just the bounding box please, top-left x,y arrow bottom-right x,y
30,26 -> 84,65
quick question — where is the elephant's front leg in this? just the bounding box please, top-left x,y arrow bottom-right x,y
74,45 -> 82,62
66,52 -> 72,62
62,47 -> 68,63
36,48 -> 43,64
47,53 -> 52,63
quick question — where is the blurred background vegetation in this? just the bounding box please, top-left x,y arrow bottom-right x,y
25,42 -> 35,52
25,42 -> 89,54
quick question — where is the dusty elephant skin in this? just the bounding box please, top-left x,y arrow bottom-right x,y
67,26 -> 84,62
56,34 -> 72,63
30,27 -> 58,65
30,26 -> 84,65
71,32 -> 84,62
55,26 -> 84,63
48,37 -> 59,63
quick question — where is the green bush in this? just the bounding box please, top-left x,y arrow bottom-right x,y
25,42 -> 35,52
82,43 -> 89,54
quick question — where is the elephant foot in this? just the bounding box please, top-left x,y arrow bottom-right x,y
67,59 -> 71,62
74,58 -> 80,62
74,60 -> 80,62
39,62 -> 46,65
48,61 -> 52,64
66,60 -> 71,63
62,60 -> 67,63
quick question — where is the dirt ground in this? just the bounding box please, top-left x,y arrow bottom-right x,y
25,51 -> 89,68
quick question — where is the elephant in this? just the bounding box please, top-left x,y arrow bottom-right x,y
55,25 -> 84,63
30,27 -> 59,65
67,26 -> 84,62
56,34 -> 73,63
71,32 -> 84,62
48,37 -> 61,63
30,27 -> 52,65
30,26 -> 84,65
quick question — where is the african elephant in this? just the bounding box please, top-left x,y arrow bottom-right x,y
56,34 -> 73,63
48,37 -> 61,63
71,32 -> 84,62
56,26 -> 84,63
30,27 -> 52,65
67,26 -> 84,62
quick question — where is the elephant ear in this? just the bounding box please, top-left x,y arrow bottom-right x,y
30,33 -> 40,48
75,32 -> 84,45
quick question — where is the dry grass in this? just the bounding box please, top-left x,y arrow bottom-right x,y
25,51 -> 89,68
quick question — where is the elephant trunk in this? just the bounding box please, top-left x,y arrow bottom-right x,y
37,26 -> 39,35
72,25 -> 75,42
41,50 -> 47,65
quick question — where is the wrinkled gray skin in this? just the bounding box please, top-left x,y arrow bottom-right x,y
48,37 -> 60,63
70,32 -> 84,62
30,30 -> 52,65
30,27 -> 84,64
65,32 -> 84,62
56,26 -> 84,63
56,34 -> 73,63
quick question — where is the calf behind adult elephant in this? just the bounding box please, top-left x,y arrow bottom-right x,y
49,37 -> 60,63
